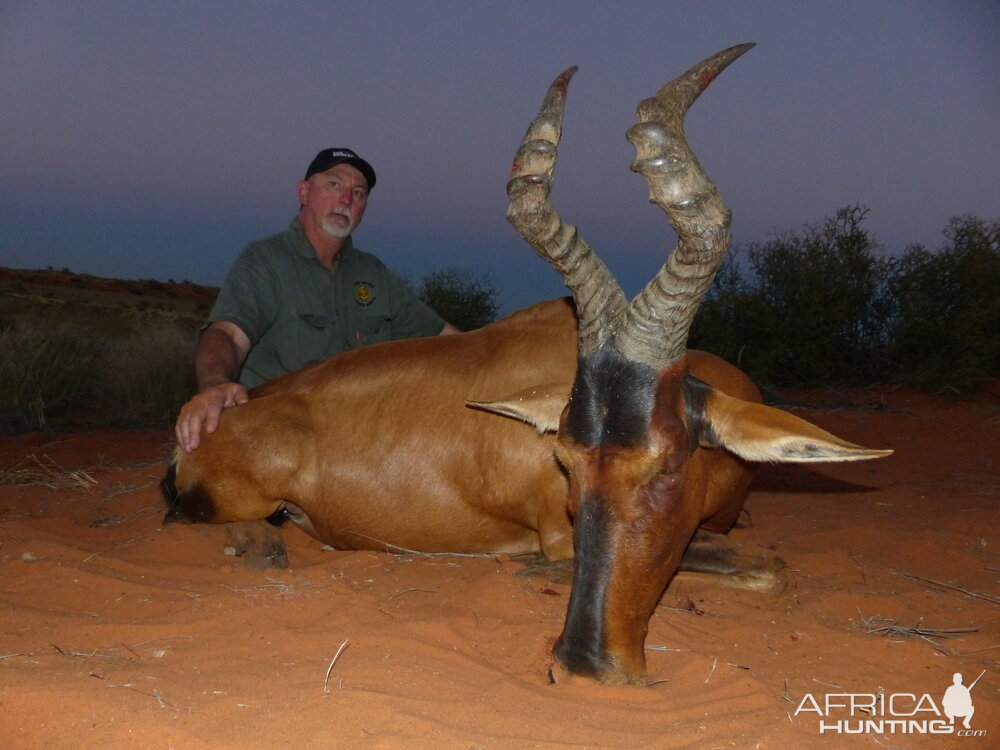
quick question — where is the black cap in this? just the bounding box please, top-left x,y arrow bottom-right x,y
304,148 -> 376,190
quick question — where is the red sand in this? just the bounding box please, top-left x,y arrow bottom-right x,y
1,389 -> 997,749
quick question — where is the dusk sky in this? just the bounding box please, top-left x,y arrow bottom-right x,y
2,1 -> 997,313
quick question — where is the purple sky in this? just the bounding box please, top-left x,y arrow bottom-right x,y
1,0 -> 997,313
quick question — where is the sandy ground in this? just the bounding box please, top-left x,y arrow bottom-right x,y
1,389 -> 997,749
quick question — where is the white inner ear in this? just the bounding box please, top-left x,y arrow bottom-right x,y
466,383 -> 571,434
704,388 -> 893,464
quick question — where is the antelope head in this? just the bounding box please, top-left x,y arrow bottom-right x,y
475,45 -> 891,685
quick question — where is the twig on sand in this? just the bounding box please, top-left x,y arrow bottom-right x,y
51,637 -> 193,662
219,577 -> 301,597
812,678 -> 844,689
853,614 -> 977,655
51,643 -> 117,660
129,635 -> 195,650
323,638 -> 351,695
107,680 -> 169,708
705,656 -> 718,684
103,479 -> 157,499
892,570 -> 999,605
340,530 -> 500,559
389,587 -> 439,599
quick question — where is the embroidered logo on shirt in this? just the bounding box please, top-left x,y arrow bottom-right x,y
354,281 -> 375,306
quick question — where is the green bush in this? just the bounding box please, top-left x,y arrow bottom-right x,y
889,216 -> 1000,392
692,206 -> 896,386
691,207 -> 999,393
418,266 -> 500,331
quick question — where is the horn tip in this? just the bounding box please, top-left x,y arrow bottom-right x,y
554,66 -> 579,91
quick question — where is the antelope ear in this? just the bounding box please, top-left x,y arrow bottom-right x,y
467,383 -> 571,434
699,388 -> 893,463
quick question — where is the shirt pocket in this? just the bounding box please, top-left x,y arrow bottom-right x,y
353,309 -> 393,345
275,312 -> 336,371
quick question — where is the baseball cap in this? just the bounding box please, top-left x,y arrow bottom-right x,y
304,148 -> 376,190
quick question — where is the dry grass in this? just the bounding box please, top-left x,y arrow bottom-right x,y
322,638 -> 351,695
0,452 -> 99,489
852,613 -> 978,655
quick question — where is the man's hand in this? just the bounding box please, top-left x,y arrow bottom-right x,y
175,382 -> 249,453
176,321 -> 252,452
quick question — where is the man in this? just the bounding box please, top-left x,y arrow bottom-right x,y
175,148 -> 459,452
943,672 -> 976,730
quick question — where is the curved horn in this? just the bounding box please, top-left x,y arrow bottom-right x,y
614,43 -> 755,370
506,67 -> 627,357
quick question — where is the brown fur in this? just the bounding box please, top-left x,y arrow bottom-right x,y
166,295 -> 889,686
170,298 -> 759,565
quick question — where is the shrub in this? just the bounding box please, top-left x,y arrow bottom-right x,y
692,205 -> 896,386
418,266 -> 500,331
0,315 -> 197,433
0,321 -> 102,431
889,216 -> 1000,393
100,321 -> 198,427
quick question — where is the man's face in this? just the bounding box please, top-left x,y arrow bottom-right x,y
298,163 -> 369,239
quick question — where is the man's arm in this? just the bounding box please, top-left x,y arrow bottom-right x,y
174,321 -> 252,453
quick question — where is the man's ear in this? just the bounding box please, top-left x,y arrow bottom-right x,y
466,383 -> 572,434
296,179 -> 310,206
698,387 -> 893,463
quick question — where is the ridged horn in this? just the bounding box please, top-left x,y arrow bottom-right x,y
614,43 -> 755,370
506,67 -> 628,357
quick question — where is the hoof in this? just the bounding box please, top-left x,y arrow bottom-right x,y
676,530 -> 787,595
717,566 -> 789,595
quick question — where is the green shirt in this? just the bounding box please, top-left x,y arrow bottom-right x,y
208,219 -> 445,388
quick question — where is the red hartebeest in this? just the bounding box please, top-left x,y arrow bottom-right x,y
163,44 -> 891,685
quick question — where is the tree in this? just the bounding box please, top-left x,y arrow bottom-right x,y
691,206 -> 896,386
418,266 -> 501,331
890,215 -> 1000,392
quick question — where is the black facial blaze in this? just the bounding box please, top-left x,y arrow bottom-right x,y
553,492 -> 614,676
564,348 -> 658,448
